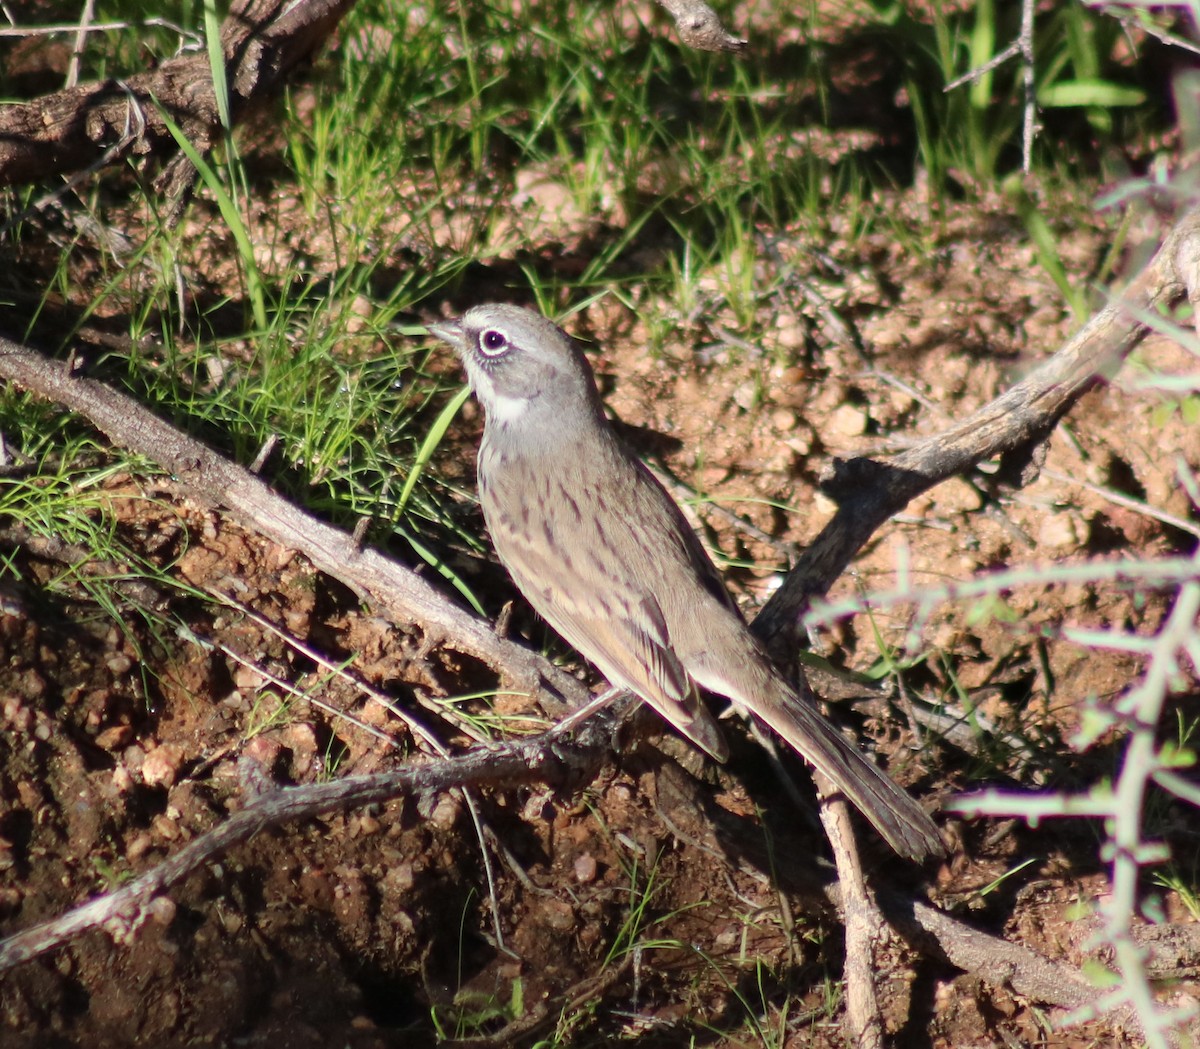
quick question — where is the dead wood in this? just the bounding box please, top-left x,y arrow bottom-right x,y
653,0 -> 747,52
816,778 -> 886,1049
752,205 -> 1200,651
0,718 -> 614,974
0,0 -> 355,216
0,332 -> 595,716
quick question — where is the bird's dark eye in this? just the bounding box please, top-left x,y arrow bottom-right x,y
479,329 -> 509,356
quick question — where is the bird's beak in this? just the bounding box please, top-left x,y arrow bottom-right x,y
427,318 -> 464,349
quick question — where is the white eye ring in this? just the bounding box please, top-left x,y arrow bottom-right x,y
479,329 -> 510,356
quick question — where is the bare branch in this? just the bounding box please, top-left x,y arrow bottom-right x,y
0,718 -> 614,973
816,780 -> 885,1049
0,0 -> 355,201
753,205 -> 1200,650
654,0 -> 746,52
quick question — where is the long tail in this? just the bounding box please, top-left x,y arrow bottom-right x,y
754,677 -> 944,862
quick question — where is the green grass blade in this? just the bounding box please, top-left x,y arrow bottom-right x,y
153,102 -> 268,331
202,0 -> 232,131
395,383 -> 472,519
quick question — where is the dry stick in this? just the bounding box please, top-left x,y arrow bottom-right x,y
751,204 -> 1200,652
943,0 -> 1038,171
877,888 -> 1113,1016
815,780 -> 884,1049
188,626 -> 402,748
154,0 -> 355,221
4,509 -> 513,957
66,0 -> 97,90
0,82 -> 150,243
653,0 -> 746,52
0,721 -> 612,973
0,0 -> 355,199
0,335 -> 593,719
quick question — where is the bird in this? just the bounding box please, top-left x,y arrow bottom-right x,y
428,304 -> 943,861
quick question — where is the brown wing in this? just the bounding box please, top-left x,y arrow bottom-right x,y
481,458 -> 729,760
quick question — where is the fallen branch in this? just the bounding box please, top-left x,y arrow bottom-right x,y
653,0 -> 746,52
0,716 -> 614,973
0,333 -> 593,717
0,0 -> 355,216
816,780 -> 885,1049
753,205 -> 1200,649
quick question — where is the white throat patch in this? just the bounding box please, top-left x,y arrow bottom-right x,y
468,366 -> 530,424
488,392 -> 530,423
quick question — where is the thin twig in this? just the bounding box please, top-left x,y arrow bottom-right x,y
66,0 -> 96,88
0,19 -> 125,37
942,0 -> 1038,170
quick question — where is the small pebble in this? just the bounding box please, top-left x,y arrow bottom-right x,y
141,744 -> 185,789
830,403 -> 869,437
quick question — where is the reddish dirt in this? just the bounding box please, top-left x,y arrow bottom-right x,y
2,204 -> 1197,1044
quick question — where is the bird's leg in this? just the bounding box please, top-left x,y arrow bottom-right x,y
553,684 -> 626,735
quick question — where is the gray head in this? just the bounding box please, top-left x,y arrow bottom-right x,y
428,304 -> 605,429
